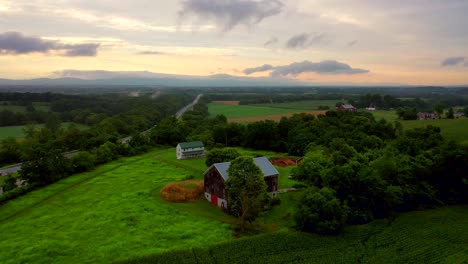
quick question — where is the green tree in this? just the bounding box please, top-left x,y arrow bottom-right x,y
446,108 -> 454,119
434,103 -> 444,116
205,148 -> 241,167
70,151 -> 96,173
294,187 -> 347,235
226,156 -> 269,231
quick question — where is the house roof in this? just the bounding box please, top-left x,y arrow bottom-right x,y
179,141 -> 204,149
210,157 -> 279,181
341,104 -> 356,109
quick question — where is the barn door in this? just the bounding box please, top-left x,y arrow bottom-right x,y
211,195 -> 218,206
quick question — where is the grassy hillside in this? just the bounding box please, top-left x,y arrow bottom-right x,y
118,205 -> 468,264
0,150 -> 234,264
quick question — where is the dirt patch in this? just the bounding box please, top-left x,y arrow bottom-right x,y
228,111 -> 326,123
213,100 -> 240,106
160,180 -> 204,202
271,157 -> 303,167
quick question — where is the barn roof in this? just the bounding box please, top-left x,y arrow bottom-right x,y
341,104 -> 356,109
211,157 -> 279,181
178,141 -> 204,149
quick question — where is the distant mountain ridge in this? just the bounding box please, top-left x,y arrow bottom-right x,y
0,70 -> 410,87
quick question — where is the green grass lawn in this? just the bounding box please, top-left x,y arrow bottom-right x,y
250,100 -> 338,110
0,122 -> 88,141
401,118 -> 468,142
0,150 -> 234,264
367,110 -> 399,121
0,102 -> 50,112
208,103 -> 310,119
119,205 -> 468,264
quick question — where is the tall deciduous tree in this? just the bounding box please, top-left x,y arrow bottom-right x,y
226,156 -> 268,231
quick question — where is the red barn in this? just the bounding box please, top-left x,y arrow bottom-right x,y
203,157 -> 279,209
338,104 -> 357,112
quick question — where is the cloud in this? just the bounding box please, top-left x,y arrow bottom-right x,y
137,51 -> 165,55
465,61 -> 468,67
0,32 -> 99,56
243,64 -> 274,74
347,40 -> 358,47
286,33 -> 327,49
62,43 -> 100,57
264,37 -> 278,47
244,60 -> 369,76
441,57 -> 465,66
178,0 -> 284,31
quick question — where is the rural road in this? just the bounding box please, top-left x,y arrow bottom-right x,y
176,94 -> 203,118
121,93 -> 203,144
0,94 -> 203,178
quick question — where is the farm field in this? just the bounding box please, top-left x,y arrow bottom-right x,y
0,149 -> 234,264
250,100 -> 338,110
0,102 -> 51,112
0,122 -> 88,141
401,118 -> 468,142
119,205 -> 468,264
208,102 -> 325,122
208,103 -> 310,119
367,110 -> 399,121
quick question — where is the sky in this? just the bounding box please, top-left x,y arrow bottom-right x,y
1,0 -> 468,85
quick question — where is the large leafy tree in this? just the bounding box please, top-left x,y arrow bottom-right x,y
205,148 -> 240,167
294,187 -> 347,235
226,156 -> 269,231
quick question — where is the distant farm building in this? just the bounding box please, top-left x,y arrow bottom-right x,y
338,104 -> 357,112
176,141 -> 205,159
454,112 -> 465,118
417,112 -> 440,120
203,157 -> 279,209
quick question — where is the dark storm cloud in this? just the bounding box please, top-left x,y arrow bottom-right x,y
441,56 -> 465,66
179,0 -> 284,31
244,60 -> 369,76
286,33 -> 327,49
243,64 -> 274,74
0,32 -> 99,56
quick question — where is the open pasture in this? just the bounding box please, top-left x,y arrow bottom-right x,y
0,102 -> 50,113
0,122 -> 88,141
250,100 -> 338,110
208,103 -> 310,119
402,118 -> 468,142
0,150 -> 233,264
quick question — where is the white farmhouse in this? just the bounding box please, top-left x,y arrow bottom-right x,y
176,141 -> 205,159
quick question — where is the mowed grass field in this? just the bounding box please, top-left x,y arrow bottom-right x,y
121,205 -> 468,264
0,149 -> 234,264
0,102 -> 51,112
0,122 -> 88,141
401,118 -> 468,142
250,100 -> 338,110
208,103 -> 325,122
